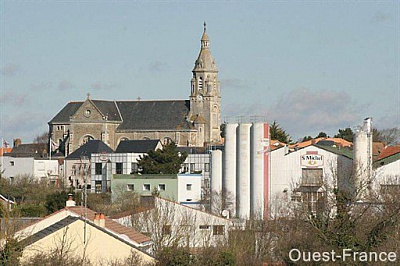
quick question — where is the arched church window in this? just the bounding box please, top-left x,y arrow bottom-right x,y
163,137 -> 173,145
80,135 -> 94,146
118,137 -> 129,145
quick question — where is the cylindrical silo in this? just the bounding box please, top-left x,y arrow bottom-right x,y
223,123 -> 238,216
211,150 -> 223,215
353,117 -> 373,197
250,122 -> 266,219
237,123 -> 252,219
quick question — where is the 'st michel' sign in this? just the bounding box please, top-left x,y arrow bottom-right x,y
300,151 -> 324,167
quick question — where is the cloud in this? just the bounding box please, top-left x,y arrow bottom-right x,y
1,110 -> 48,143
370,12 -> 392,23
91,82 -> 118,91
1,63 -> 21,76
148,61 -> 168,73
58,80 -> 75,91
266,88 -> 361,139
220,78 -> 253,91
222,87 -> 363,140
30,81 -> 53,91
0,91 -> 29,106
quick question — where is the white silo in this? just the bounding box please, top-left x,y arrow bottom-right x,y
250,122 -> 268,219
353,117 -> 373,196
236,123 -> 252,219
223,123 -> 238,216
211,149 -> 223,214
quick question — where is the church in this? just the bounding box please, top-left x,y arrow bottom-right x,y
49,24 -> 221,155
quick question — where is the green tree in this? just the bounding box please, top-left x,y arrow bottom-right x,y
137,143 -> 187,175
301,136 -> 312,142
270,120 -> 292,143
316,131 -> 328,138
334,127 -> 354,142
45,190 -> 73,214
220,124 -> 226,139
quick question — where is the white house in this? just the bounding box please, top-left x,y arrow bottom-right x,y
112,196 -> 233,250
1,156 -> 59,183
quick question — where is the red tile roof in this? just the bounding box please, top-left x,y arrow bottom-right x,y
376,146 -> 400,160
67,206 -> 151,244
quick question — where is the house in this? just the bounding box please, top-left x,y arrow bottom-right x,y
90,139 -> 162,193
373,145 -> 400,191
1,156 -> 59,183
111,174 -> 202,208
64,139 -> 114,190
112,196 -> 233,250
11,198 -> 156,265
48,24 -> 222,155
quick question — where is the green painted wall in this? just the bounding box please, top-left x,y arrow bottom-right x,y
112,174 -> 178,202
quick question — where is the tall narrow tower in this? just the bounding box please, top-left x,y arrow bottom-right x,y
189,22 -> 221,145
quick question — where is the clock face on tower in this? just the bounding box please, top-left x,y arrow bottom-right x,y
197,95 -> 203,100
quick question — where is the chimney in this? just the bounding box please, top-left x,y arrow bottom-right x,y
65,193 -> 76,207
94,213 -> 100,226
99,213 -> 105,228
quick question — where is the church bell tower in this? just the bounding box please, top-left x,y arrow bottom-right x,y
189,22 -> 221,145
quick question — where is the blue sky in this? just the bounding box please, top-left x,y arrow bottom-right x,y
1,1 -> 399,143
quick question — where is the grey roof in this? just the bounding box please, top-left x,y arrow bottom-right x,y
49,100 -> 193,131
66,140 -> 114,159
115,139 -> 161,153
115,100 -> 192,130
49,102 -> 82,123
91,100 -> 122,121
6,143 -> 47,158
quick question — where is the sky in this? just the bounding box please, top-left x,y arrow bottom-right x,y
1,1 -> 399,144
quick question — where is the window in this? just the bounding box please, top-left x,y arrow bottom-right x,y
302,191 -> 325,214
116,163 -> 123,174
95,181 -> 102,194
84,109 -> 91,117
301,169 -> 323,187
186,184 -> 192,191
199,225 -> 210,230
204,163 -> 210,172
190,163 -> 195,173
158,184 -> 166,191
10,161 -> 14,166
162,225 -> 171,235
131,163 -> 138,174
127,184 -> 134,191
95,163 -> 102,175
198,77 -> 203,90
143,184 -> 151,191
213,225 -> 224,235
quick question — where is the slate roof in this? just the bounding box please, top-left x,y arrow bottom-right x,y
6,143 -> 47,158
49,99 -> 193,131
115,139 -> 161,153
115,100 -> 192,131
66,140 -> 114,159
49,102 -> 82,123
